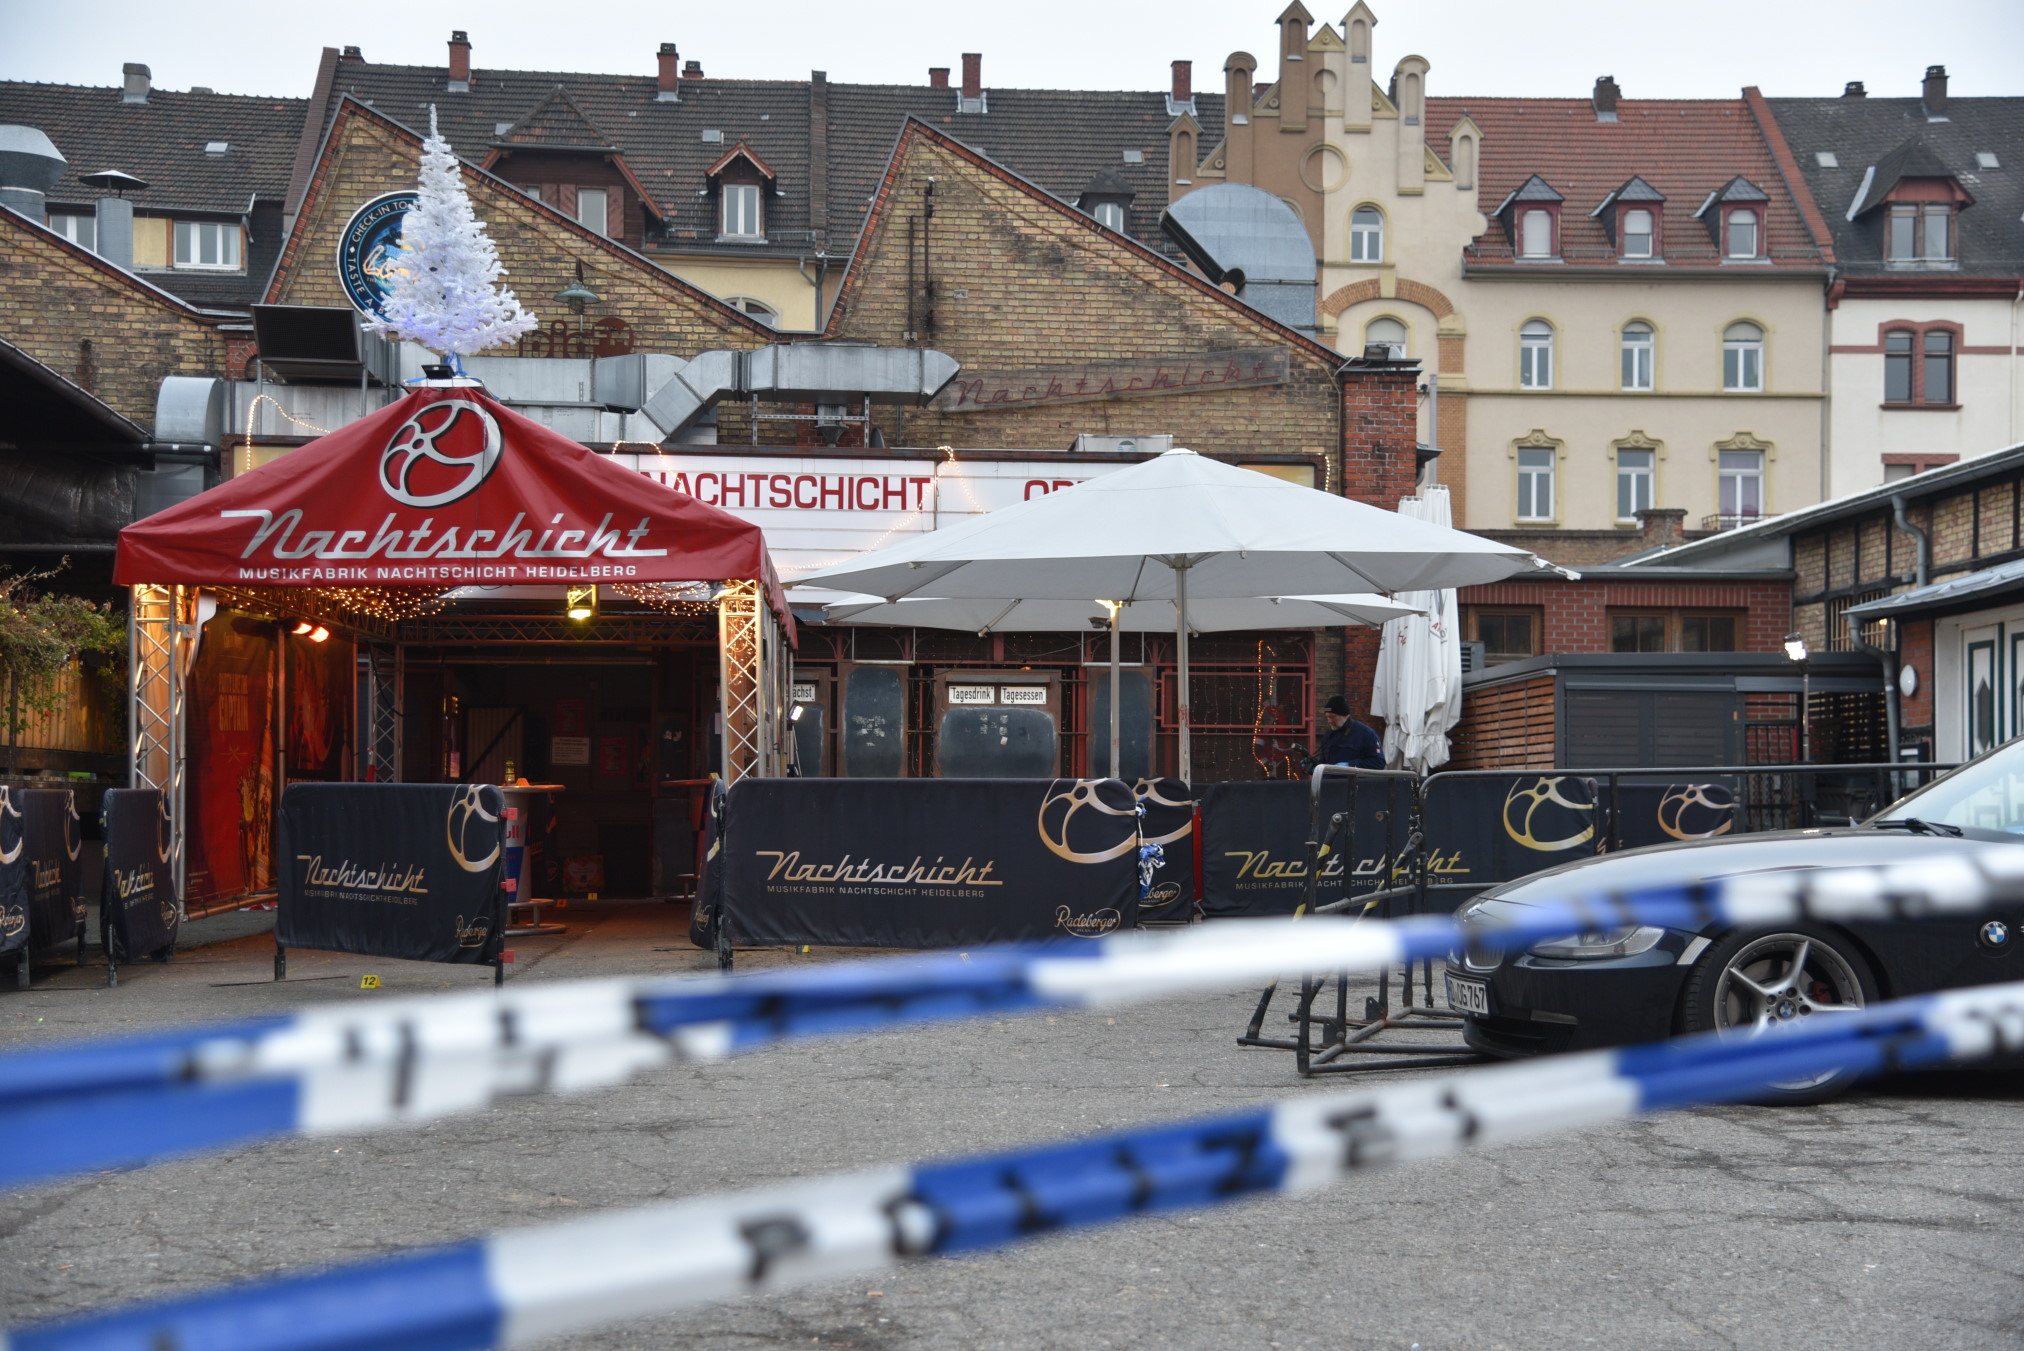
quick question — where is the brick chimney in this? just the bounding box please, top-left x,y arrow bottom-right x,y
683,59 -> 704,81
959,53 -> 984,114
447,31 -> 471,91
1592,74 -> 1620,123
1635,507 -> 1687,551
1843,80 -> 1867,97
1170,60 -> 1193,113
929,67 -> 949,88
657,43 -> 680,101
120,62 -> 150,105
1922,64 -> 1948,118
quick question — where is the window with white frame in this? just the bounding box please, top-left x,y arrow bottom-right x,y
1519,208 -> 1554,258
1616,447 -> 1655,519
1516,446 -> 1556,520
49,213 -> 95,252
576,188 -> 609,237
1519,320 -> 1554,390
721,183 -> 763,238
1718,449 -> 1764,521
1620,207 -> 1654,258
1092,201 -> 1125,231
1365,317 -> 1407,360
172,219 -> 241,269
1724,208 -> 1759,259
1620,321 -> 1655,391
1722,321 -> 1765,392
1350,205 -> 1384,261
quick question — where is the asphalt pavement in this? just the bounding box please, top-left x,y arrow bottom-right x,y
4,899 -> 2023,1350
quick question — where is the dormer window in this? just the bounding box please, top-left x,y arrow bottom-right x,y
1075,168 -> 1136,238
1695,176 -> 1769,260
705,141 -> 776,244
1622,208 -> 1655,258
722,184 -> 762,238
1520,209 -> 1555,258
1724,208 -> 1759,258
1495,175 -> 1564,261
1887,203 -> 1952,261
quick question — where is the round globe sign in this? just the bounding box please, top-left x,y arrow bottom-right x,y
336,191 -> 418,319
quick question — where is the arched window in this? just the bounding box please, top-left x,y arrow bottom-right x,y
1350,206 -> 1384,262
1724,208 -> 1759,259
1620,322 -> 1655,391
1723,322 -> 1764,392
1519,320 -> 1554,390
1520,209 -> 1555,259
1365,317 -> 1408,359
730,297 -> 779,329
1621,207 -> 1655,258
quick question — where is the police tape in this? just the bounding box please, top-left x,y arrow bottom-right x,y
8,975 -> 2024,1351
5,845 -> 2022,1191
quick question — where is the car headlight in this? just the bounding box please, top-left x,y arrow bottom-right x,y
1526,926 -> 1666,960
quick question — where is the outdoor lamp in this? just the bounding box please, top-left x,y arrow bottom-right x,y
565,584 -> 597,621
307,626 -> 330,643
1784,632 -> 1812,762
290,621 -> 313,636
555,261 -> 601,315
790,704 -> 804,722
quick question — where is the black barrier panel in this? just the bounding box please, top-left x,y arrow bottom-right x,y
1133,778 -> 1195,922
0,789 -> 27,955
1199,779 -> 1414,918
1614,779 -> 1741,851
100,789 -> 178,963
21,790 -> 83,954
1419,774 -> 1603,896
722,778 -> 1141,948
277,784 -> 505,965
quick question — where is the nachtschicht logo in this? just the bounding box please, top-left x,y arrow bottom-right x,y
1037,779 -> 1140,864
446,786 -> 502,872
380,399 -> 503,508
0,786 -> 21,866
336,191 -> 417,319
1658,783 -> 1736,841
1501,776 -> 1596,852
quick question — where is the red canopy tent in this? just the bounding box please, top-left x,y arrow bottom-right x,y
119,381 -> 795,911
116,381 -> 790,630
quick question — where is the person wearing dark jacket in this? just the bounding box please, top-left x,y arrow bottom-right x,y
1312,694 -> 1385,769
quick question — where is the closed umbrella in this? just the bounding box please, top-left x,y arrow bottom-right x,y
800,448 -> 1561,780
1370,486 -> 1465,774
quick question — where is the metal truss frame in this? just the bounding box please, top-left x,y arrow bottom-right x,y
397,614 -> 717,646
717,582 -> 787,781
359,643 -> 402,782
129,585 -> 195,911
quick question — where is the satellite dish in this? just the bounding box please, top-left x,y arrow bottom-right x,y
80,168 -> 149,196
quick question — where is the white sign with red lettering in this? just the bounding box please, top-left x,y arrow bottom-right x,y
607,453 -> 1127,586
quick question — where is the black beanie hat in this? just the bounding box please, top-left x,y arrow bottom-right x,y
1324,695 -> 1352,716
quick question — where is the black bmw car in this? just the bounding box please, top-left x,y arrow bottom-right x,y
1445,739 -> 2024,1101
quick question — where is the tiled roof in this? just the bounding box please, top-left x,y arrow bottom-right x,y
1427,96 -> 1826,269
0,80 -> 305,214
497,85 -> 617,150
1767,96 -> 2024,279
312,61 -> 1219,254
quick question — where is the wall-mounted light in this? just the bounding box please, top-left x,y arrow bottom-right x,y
1782,634 -> 1808,664
565,584 -> 598,621
789,704 -> 804,722
290,620 -> 330,643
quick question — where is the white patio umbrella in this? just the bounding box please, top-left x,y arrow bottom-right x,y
799,448 -> 1564,780
1370,486 -> 1465,774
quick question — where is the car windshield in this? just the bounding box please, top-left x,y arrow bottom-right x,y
1876,739 -> 2024,833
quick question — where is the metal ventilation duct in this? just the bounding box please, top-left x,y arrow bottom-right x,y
1160,184 -> 1318,334
639,345 -> 960,438
0,125 -> 66,223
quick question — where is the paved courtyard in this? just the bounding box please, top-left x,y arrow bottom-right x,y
5,900 -> 2023,1350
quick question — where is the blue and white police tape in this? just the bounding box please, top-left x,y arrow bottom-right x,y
9,975 -> 2024,1351
5,844 -> 2022,1192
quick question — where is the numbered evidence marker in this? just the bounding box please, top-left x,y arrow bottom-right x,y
360,974 -> 381,989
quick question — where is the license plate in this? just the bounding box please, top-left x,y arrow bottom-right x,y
1445,973 -> 1490,1016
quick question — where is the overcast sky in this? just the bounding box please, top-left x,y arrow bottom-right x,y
6,0 -> 2020,102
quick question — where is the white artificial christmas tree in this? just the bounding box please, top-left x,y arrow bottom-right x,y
368,107 -> 537,366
